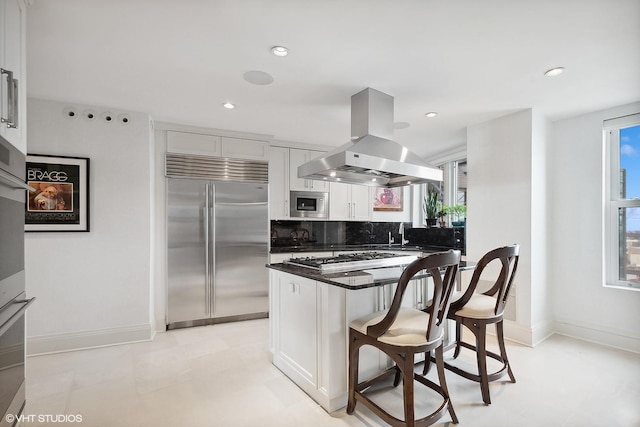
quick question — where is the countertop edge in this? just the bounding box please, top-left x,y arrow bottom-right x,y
266,261 -> 476,290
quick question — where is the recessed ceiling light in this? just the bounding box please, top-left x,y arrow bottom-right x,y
223,102 -> 235,109
271,46 -> 289,57
544,67 -> 565,77
329,171 -> 337,177
425,112 -> 438,118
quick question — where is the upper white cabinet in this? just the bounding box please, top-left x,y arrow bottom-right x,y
0,0 -> 27,153
329,182 -> 372,220
221,136 -> 269,160
167,131 -> 221,156
289,148 -> 328,191
270,146 -> 328,219
166,131 -> 268,161
269,146 -> 289,219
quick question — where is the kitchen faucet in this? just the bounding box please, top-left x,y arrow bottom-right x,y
398,223 -> 409,246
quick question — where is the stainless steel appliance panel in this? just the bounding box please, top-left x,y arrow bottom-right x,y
289,190 -> 328,219
167,178 -> 210,324
167,178 -> 269,329
214,182 -> 268,318
0,135 -> 35,426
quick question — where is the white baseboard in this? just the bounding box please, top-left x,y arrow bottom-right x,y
482,320 -> 554,348
553,319 -> 640,354
499,318 -> 639,353
27,323 -> 153,356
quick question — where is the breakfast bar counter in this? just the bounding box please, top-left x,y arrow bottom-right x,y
266,254 -> 474,412
267,259 -> 475,290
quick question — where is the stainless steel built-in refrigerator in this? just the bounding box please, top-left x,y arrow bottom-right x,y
166,154 -> 269,329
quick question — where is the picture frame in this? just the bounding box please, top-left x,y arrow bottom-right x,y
25,154 -> 90,232
373,187 -> 403,211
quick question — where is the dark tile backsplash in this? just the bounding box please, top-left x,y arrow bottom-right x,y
270,220 -> 464,253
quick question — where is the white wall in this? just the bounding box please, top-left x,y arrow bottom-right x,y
25,98 -> 154,354
467,109 -> 553,346
550,101 -> 640,352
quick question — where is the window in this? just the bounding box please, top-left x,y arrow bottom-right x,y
605,115 -> 640,290
421,159 -> 466,226
456,160 -> 467,206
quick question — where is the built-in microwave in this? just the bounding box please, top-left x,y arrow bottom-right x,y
290,191 -> 329,219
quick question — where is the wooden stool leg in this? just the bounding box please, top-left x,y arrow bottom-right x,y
393,364 -> 402,387
476,323 -> 491,405
435,345 -> 458,424
496,320 -> 516,383
347,333 -> 359,414
402,353 -> 415,425
421,350 -> 432,375
452,321 -> 462,358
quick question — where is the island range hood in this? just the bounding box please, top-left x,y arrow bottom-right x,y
298,88 -> 443,187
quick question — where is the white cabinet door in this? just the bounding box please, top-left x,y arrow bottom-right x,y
329,182 -> 372,220
350,185 -> 372,220
221,136 -> 268,160
289,148 -> 328,191
269,146 -> 289,219
0,0 -> 26,152
166,131 -> 221,156
276,272 -> 318,388
328,182 -> 350,220
166,132 -> 268,160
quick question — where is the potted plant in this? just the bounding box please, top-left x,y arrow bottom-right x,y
437,208 -> 448,228
450,204 -> 467,226
423,187 -> 439,227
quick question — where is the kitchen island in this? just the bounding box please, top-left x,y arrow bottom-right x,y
267,255 -> 474,412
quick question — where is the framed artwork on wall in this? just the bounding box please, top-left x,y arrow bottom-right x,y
25,154 -> 90,232
373,187 -> 403,211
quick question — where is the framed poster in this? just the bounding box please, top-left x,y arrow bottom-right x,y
25,155 -> 90,232
373,187 -> 403,211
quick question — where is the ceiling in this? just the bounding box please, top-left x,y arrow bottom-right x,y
26,0 -> 640,159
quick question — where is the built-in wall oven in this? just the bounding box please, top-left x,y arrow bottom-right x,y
0,135 -> 35,427
289,190 -> 329,219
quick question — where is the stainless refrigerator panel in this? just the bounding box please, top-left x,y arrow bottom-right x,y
167,179 -> 210,324
213,182 -> 269,318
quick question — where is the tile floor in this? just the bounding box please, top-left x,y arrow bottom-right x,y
24,319 -> 639,427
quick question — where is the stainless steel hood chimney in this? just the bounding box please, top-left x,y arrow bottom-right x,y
298,88 -> 443,187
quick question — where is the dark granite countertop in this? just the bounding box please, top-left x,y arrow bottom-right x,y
270,243 -> 454,254
266,260 -> 475,290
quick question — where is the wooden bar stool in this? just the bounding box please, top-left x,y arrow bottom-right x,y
347,250 -> 461,426
441,244 -> 520,405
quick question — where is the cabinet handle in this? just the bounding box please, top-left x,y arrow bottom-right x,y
352,202 -> 356,218
347,202 -> 351,219
1,68 -> 17,128
9,78 -> 18,129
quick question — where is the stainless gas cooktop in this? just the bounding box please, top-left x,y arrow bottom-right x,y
284,252 -> 418,273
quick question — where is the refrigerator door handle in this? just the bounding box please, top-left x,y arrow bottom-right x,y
210,183 -> 216,316
204,184 -> 211,317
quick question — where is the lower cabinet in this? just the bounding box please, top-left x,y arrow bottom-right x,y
269,269 -> 434,412
274,272 -> 318,389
